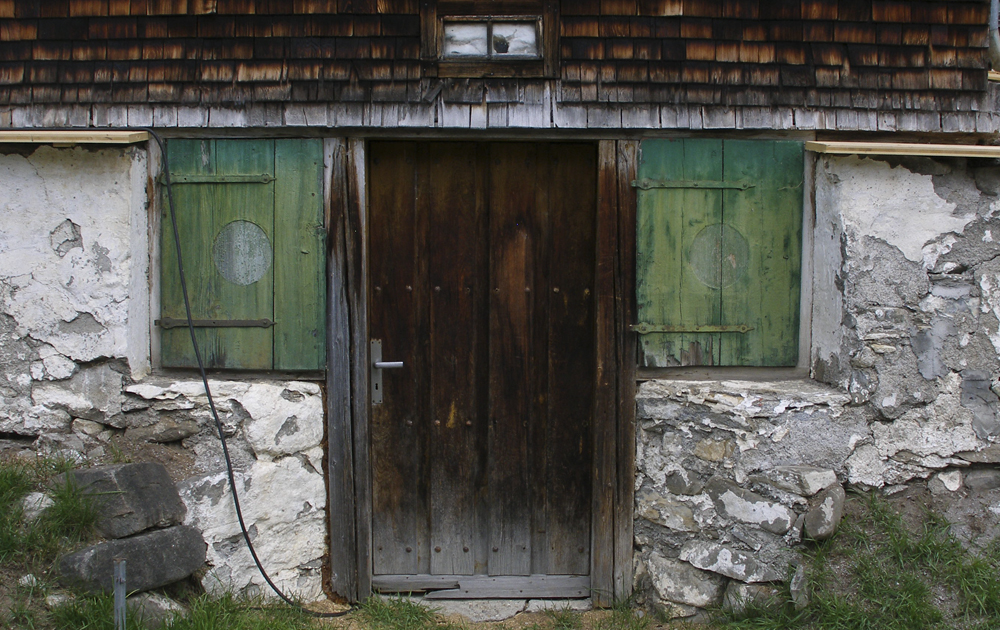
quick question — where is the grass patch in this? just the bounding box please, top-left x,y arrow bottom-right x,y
49,591 -> 315,630
359,596 -> 463,630
715,492 -> 1000,629
595,596 -> 650,630
0,456 -> 98,564
544,606 -> 584,630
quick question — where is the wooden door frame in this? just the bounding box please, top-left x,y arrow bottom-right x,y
327,139 -> 636,606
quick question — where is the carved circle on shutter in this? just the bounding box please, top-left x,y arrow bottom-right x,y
213,220 -> 272,286
688,223 -> 750,289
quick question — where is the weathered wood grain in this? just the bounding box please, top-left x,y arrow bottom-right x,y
488,142 -> 536,576
347,138 -> 372,601
592,140 -> 617,607
326,137 -> 357,600
613,140 -> 637,600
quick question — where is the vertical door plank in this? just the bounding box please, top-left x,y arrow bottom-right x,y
592,140 -> 618,607
613,140 -> 638,600
206,139 -> 275,369
543,143 -> 596,576
274,138 -> 326,370
348,139 -> 372,601
428,143 -> 485,575
635,139 -> 723,367
326,138 -> 358,599
369,142 -> 428,576
720,141 -> 803,366
488,143 -> 535,576
530,144 -> 551,577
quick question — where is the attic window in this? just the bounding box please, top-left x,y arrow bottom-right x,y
442,17 -> 541,59
421,1 -> 557,78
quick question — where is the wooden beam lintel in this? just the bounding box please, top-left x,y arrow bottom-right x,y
0,131 -> 150,144
806,140 -> 1000,159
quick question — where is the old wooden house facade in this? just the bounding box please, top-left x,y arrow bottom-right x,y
3,0 -> 1000,617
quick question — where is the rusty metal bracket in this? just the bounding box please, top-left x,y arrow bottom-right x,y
155,318 -> 275,329
157,173 -> 275,185
630,323 -> 754,334
630,178 -> 753,191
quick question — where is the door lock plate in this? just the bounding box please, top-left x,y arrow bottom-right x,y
371,340 -> 404,405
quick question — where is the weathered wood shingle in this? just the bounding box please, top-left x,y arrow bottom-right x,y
0,0 -> 990,112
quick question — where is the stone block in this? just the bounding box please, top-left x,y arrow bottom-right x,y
679,541 -> 782,583
125,418 -> 201,443
755,466 -> 838,497
20,492 -> 53,522
636,488 -> 698,532
964,469 -> 1000,492
928,470 -> 963,494
804,484 -> 846,541
645,551 -> 725,608
58,525 -> 206,594
127,592 -> 187,629
722,582 -> 781,614
70,463 -> 186,539
430,599 -> 526,622
790,564 -> 809,610
705,478 -> 795,534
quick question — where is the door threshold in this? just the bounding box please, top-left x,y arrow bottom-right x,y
373,574 -> 590,599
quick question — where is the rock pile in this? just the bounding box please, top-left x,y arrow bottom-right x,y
54,463 -> 206,625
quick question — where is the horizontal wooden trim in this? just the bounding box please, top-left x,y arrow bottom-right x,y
806,141 -> 1000,158
989,70 -> 1000,82
373,574 -> 590,599
637,366 -> 810,382
0,131 -> 149,144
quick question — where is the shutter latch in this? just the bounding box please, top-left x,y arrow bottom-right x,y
630,323 -> 754,334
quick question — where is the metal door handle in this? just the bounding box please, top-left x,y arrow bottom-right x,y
371,340 -> 404,405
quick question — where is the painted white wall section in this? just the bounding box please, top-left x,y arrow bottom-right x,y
0,146 -> 144,367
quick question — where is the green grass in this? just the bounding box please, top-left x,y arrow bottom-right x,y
359,595 -> 464,630
49,591 -> 315,630
595,596 -> 651,630
0,456 -> 98,564
714,492 -> 1000,630
544,606 -> 584,630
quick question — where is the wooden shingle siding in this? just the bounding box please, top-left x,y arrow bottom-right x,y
0,0 -> 990,115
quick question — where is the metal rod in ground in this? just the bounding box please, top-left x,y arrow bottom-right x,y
113,558 -> 126,630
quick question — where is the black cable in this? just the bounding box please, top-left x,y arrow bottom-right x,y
142,127 -> 353,618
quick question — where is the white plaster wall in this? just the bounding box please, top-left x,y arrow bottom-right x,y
818,156 -> 977,269
0,145 -> 149,377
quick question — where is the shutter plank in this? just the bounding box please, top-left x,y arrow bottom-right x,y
209,139 -> 275,370
274,138 -> 326,370
721,140 -> 802,366
636,138 -> 723,367
160,139 -> 212,368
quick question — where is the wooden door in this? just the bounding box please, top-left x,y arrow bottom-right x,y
367,142 -> 597,598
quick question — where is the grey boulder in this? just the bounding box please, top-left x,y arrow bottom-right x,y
58,525 -> 206,594
68,462 -> 186,539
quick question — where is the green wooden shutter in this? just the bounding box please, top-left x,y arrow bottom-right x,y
635,139 -> 802,367
160,138 -> 326,371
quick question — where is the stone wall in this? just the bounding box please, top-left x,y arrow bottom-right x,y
0,144 -> 328,602
634,154 -> 1000,617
